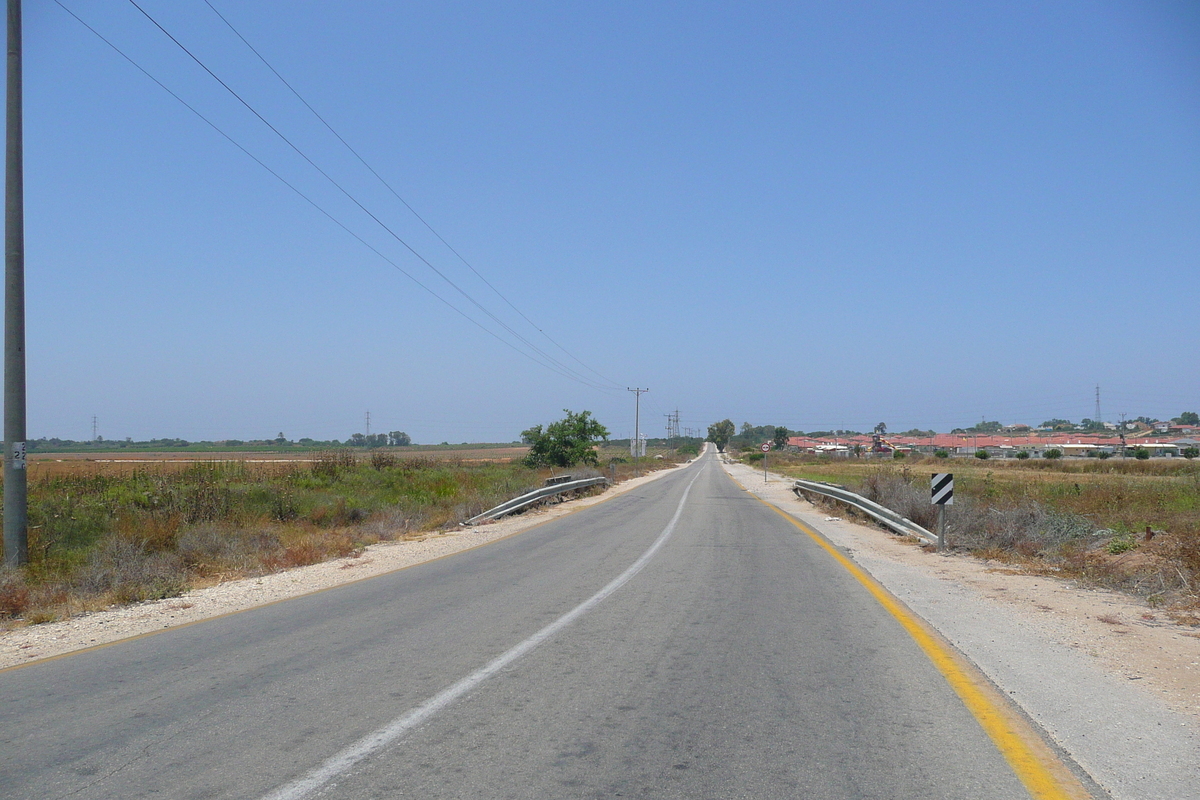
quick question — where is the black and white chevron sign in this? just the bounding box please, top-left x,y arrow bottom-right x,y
931,473 -> 954,505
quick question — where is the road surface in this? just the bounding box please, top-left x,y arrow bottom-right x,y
0,449 -> 1078,798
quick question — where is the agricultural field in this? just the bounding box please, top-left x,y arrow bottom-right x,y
741,449 -> 1200,618
0,445 -> 690,626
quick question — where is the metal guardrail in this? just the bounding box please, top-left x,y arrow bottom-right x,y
791,479 -> 937,544
466,476 -> 610,525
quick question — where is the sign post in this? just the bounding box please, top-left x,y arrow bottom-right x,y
761,442 -> 770,482
931,473 -> 954,552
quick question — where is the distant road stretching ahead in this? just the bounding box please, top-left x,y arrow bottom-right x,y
1,448 -> 1078,798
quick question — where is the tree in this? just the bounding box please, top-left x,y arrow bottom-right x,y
1182,447 -> 1198,460
388,431 -> 411,446
975,449 -> 990,460
772,426 -> 789,450
707,419 -> 735,452
1044,448 -> 1062,459
1179,411 -> 1199,426
522,410 -> 609,468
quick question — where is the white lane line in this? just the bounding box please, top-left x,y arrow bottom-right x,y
261,467 -> 704,800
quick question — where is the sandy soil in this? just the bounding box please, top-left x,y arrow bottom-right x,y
0,462 -> 686,670
722,459 -> 1200,720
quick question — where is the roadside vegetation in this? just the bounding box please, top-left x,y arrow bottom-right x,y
741,450 -> 1200,620
0,439 -> 690,627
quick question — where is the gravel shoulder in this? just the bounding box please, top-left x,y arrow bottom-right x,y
0,462 -> 688,671
723,459 -> 1200,800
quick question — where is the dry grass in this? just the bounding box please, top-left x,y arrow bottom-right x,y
761,451 -> 1200,617
1,447 -> 687,627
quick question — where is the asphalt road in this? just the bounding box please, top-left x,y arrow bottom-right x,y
2,449 -> 1054,799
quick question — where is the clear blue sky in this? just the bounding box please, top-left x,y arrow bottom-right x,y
20,0 -> 1200,443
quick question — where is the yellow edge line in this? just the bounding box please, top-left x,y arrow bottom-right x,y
729,473 -> 1086,800
2,465 -> 690,674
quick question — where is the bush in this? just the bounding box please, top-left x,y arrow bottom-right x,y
312,449 -> 356,479
1044,449 -> 1062,459
0,568 -> 30,618
934,450 -> 949,459
1182,447 -> 1198,460
523,409 -> 609,468
892,450 -> 906,459
369,450 -> 397,470
1098,451 -> 1112,460
975,449 -> 990,460
1107,535 -> 1137,555
1134,447 -> 1150,460
856,470 -> 939,531
75,536 -> 189,604
1015,450 -> 1030,460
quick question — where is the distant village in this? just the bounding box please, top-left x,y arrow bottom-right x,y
782,416 -> 1200,459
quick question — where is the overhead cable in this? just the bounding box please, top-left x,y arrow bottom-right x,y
126,0 -> 617,392
201,0 -> 623,391
53,1 -> 614,389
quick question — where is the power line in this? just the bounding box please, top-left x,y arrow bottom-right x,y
52,1 -> 614,389
200,0 -> 623,392
125,0 -> 617,393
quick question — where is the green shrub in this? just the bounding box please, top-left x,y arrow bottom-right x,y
1182,447 -> 1198,460
934,450 -> 949,459
1044,449 -> 1062,460
1015,450 -> 1030,460
892,450 -> 906,459
975,449 -> 990,460
1134,447 -> 1150,460
1107,535 -> 1137,555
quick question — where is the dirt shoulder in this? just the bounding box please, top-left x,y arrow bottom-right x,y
0,461 -> 690,671
723,458 -> 1200,800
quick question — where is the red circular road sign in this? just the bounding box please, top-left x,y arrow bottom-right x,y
761,443 -> 771,452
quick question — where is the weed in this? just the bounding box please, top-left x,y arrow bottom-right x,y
1107,535 -> 1137,555
0,568 -> 29,618
0,449 -> 685,625
370,450 -> 397,470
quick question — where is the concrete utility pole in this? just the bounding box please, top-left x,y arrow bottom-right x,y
3,0 -> 25,566
627,387 -> 647,477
